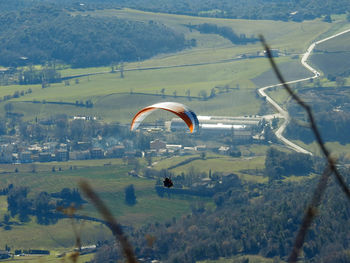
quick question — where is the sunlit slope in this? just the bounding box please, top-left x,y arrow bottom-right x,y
90,8 -> 332,53
310,31 -> 350,77
0,9 -> 337,122
0,160 -> 206,249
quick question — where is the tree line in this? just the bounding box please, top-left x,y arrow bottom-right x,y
1,185 -> 85,226
63,0 -> 350,22
285,87 -> 350,145
2,0 -> 349,24
187,23 -> 258,45
265,147 -> 314,180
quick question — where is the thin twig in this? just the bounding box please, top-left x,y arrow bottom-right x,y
259,35 -> 350,262
260,35 -> 350,200
79,180 -> 138,263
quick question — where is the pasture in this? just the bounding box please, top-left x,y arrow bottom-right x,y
0,160 -> 211,250
153,153 -> 267,183
2,254 -> 94,263
0,9 -> 336,123
198,254 -> 283,263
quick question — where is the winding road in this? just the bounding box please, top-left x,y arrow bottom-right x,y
258,28 -> 350,155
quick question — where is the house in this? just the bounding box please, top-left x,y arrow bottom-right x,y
28,145 -> 42,154
69,150 -> 91,160
19,151 -> 32,163
0,146 -> 14,163
218,146 -> 230,155
166,144 -> 182,152
111,145 -> 125,158
150,139 -> 166,151
263,48 -> 279,57
183,147 -> 196,153
233,129 -> 252,143
75,141 -> 91,151
56,149 -> 69,162
90,148 -> 104,159
39,152 -> 52,162
0,250 -> 10,259
195,145 -> 207,151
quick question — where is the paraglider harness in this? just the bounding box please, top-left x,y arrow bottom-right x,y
163,176 -> 173,188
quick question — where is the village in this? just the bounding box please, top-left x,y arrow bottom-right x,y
0,114 -> 271,164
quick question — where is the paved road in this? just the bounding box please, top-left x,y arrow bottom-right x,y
259,28 -> 350,155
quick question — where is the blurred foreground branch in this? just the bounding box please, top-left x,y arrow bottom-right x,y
260,35 -> 350,262
79,180 -> 138,263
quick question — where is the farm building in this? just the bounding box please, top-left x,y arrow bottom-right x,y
170,115 -> 260,142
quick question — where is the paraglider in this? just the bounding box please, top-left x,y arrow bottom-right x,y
163,177 -> 173,188
130,102 -> 199,133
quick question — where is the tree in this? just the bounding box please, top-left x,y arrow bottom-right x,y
335,76 -> 345,87
210,88 -> 216,98
4,103 -> 13,113
186,89 -> 191,101
271,117 -> 278,129
199,90 -> 208,100
3,214 -> 10,224
119,62 -> 124,78
124,184 -> 137,206
323,14 -> 332,23
34,192 -> 52,225
160,88 -> 165,98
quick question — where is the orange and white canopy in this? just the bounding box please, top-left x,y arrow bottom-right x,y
130,102 -> 199,133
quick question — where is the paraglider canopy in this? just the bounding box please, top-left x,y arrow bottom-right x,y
130,102 -> 199,133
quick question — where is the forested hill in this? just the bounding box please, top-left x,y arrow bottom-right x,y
104,0 -> 350,21
0,6 -> 188,67
3,0 -> 350,22
92,172 -> 350,262
42,0 -> 350,21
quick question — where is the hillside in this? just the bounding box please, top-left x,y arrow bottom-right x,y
0,8 -> 333,123
310,32 -> 350,78
91,171 -> 350,262
0,6 -> 188,67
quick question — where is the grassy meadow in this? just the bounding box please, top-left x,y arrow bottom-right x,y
198,255 -> 284,263
0,8 -> 338,123
0,160 -> 212,250
153,153 -> 267,183
310,31 -> 350,77
2,253 -> 94,263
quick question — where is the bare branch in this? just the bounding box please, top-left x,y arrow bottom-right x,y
79,180 -> 138,263
288,166 -> 332,262
259,35 -> 350,262
259,35 -> 350,200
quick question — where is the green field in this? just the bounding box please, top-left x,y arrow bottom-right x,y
290,140 -> 350,158
310,30 -> 350,77
3,253 -> 94,263
0,8 -> 337,123
153,153 -> 267,183
198,255 -> 284,263
0,159 -> 212,250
